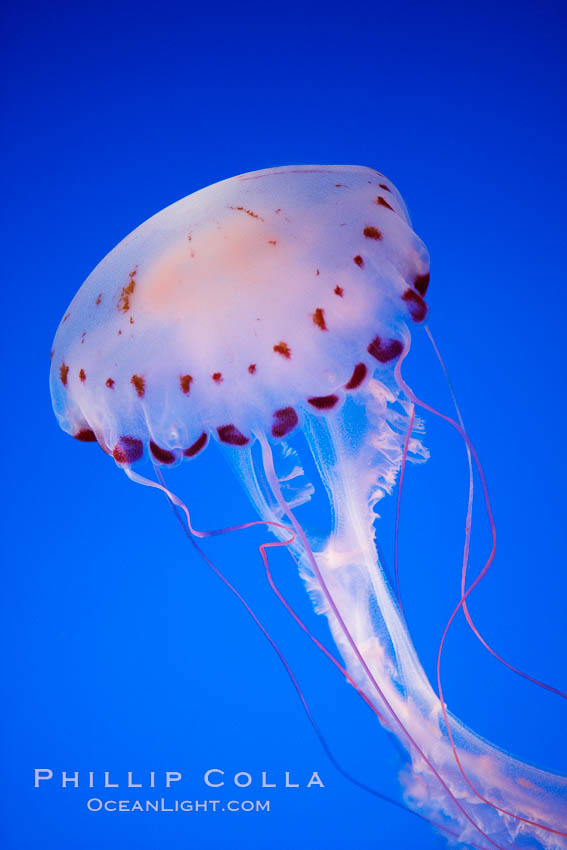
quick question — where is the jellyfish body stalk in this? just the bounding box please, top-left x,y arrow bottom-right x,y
225,379 -> 567,849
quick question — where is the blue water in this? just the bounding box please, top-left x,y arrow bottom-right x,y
1,2 -> 566,848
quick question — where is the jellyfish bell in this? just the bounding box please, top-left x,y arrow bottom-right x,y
50,165 -> 566,849
49,165 -> 428,460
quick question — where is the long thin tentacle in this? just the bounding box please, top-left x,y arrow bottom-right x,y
394,349 -> 567,840
424,324 -> 566,699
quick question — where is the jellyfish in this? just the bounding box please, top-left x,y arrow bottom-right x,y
49,165 -> 566,848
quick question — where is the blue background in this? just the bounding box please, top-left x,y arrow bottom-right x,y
1,1 -> 566,848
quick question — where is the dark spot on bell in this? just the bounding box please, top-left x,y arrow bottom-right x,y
149,441 -> 176,464
227,204 -> 263,221
376,196 -> 394,211
402,288 -> 427,323
113,436 -> 144,465
248,363 -> 257,374
363,226 -> 382,240
60,362 -> 69,386
414,273 -> 430,296
217,425 -> 249,446
180,374 -> 193,394
274,341 -> 291,358
353,255 -> 364,268
118,271 -> 136,313
184,433 -> 208,458
74,429 -> 97,442
367,336 -> 404,363
378,183 -> 391,193
312,308 -> 327,330
307,394 -> 339,410
345,363 -> 368,390
212,372 -> 223,383
106,378 -> 115,389
334,285 -> 344,297
272,407 -> 299,438
79,369 -> 86,382
131,374 -> 145,397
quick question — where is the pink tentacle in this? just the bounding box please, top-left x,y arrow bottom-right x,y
424,325 -> 567,700
125,466 -> 295,542
394,345 -> 567,840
